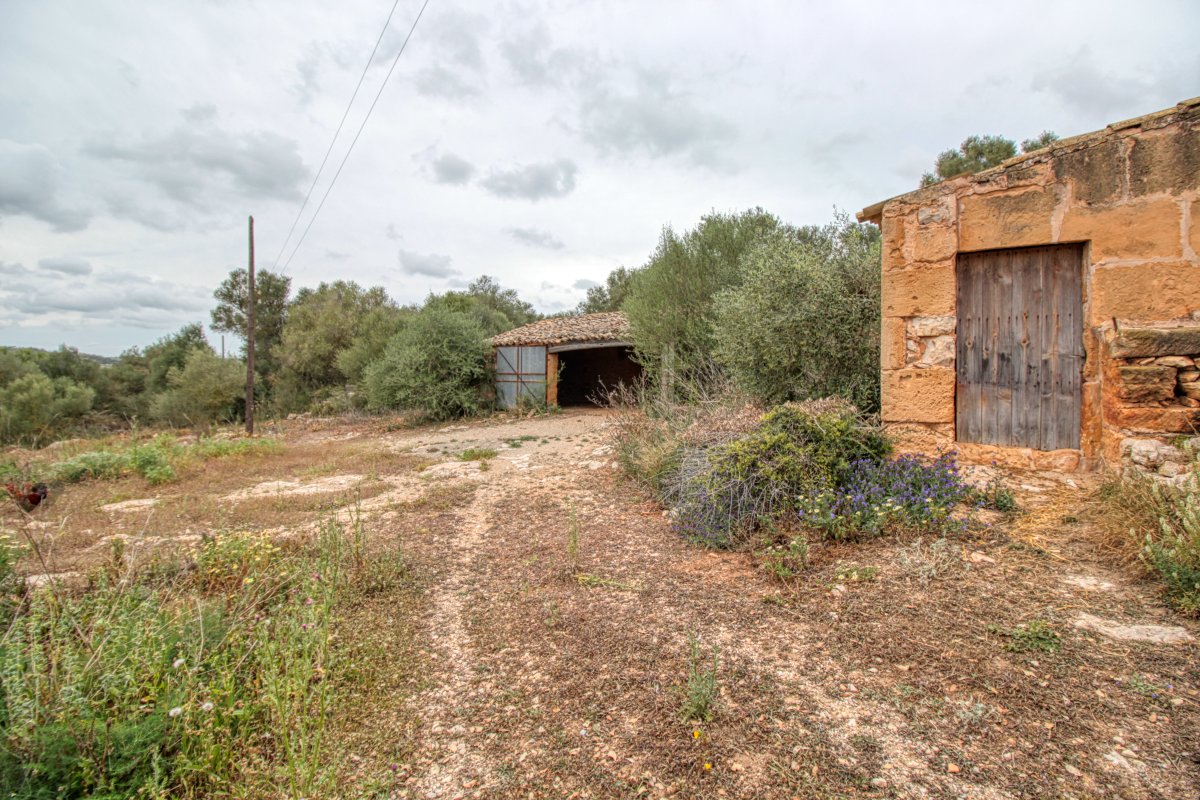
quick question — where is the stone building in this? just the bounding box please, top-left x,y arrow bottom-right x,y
491,312 -> 642,408
858,98 -> 1200,474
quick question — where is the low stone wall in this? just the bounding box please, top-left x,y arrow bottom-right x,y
1103,321 -> 1200,479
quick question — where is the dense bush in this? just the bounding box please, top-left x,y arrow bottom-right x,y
624,208 -> 781,384
150,349 -> 246,428
664,401 -> 889,547
0,372 -> 95,445
712,215 -> 882,411
364,306 -> 492,420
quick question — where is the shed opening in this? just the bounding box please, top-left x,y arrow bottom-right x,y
553,344 -> 643,406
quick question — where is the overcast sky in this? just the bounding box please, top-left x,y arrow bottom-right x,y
1,0 -> 1197,355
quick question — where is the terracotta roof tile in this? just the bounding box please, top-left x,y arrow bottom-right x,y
491,312 -> 631,347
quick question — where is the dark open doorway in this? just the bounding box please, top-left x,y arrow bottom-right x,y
554,345 -> 643,406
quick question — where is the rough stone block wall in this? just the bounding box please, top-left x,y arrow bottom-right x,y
872,99 -> 1200,472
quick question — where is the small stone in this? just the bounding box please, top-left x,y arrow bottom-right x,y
1064,764 -> 1083,777
869,777 -> 888,789
1154,356 -> 1195,368
947,763 -> 960,774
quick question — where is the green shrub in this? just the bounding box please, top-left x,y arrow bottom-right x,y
364,306 -> 491,421
150,349 -> 245,428
52,450 -> 129,482
129,442 -> 176,484
667,400 -> 888,547
712,215 -> 882,412
0,372 -> 95,445
989,619 -> 1061,653
679,633 -> 719,723
624,208 -> 781,384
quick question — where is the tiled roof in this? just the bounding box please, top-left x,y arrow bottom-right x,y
491,312 -> 631,347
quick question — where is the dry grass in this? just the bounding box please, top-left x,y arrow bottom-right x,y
3,437 -> 428,575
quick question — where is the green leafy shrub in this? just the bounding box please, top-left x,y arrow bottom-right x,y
679,633 -> 719,723
129,442 -> 176,484
624,208 -> 781,384
0,372 -> 95,445
712,215 -> 882,411
758,534 -> 809,580
364,306 -> 491,421
989,619 -> 1061,653
52,450 -> 129,482
667,400 -> 889,547
150,348 -> 245,428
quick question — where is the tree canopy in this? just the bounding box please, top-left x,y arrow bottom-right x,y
210,268 -> 291,385
576,266 -> 640,314
623,208 -> 781,380
921,130 -> 1062,186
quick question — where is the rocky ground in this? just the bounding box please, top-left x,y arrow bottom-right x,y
6,409 -> 1198,799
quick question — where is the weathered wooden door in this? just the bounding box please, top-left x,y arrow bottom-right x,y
955,244 -> 1084,450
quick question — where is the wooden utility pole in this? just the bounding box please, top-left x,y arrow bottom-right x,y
245,215 -> 256,435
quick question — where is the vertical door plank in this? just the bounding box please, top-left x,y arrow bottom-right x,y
1012,251 -> 1032,450
995,251 -> 1015,445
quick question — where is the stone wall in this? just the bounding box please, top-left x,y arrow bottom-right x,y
867,98 -> 1200,472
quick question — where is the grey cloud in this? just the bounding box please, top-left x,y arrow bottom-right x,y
83,110 -> 309,217
38,257 -> 93,276
501,25 -> 586,88
506,226 -> 565,250
385,224 -> 401,240
0,266 -> 209,323
293,43 -> 323,105
398,249 -> 458,278
0,141 -> 92,231
181,103 -> 217,124
0,261 -> 31,277
415,65 -> 482,100
572,278 -> 598,290
429,152 -> 477,185
578,71 -> 737,168
481,159 -> 577,201
421,10 -> 488,71
1029,47 -> 1172,117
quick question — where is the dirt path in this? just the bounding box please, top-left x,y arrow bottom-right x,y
7,409 -> 1195,798
357,409 -> 1200,800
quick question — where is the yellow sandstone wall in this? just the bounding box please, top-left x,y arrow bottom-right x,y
877,100 -> 1200,472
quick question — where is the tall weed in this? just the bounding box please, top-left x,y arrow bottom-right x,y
0,515 -> 396,797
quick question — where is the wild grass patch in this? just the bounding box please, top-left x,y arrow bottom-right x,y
1099,445 -> 1200,614
0,513 -> 410,798
11,435 -> 282,487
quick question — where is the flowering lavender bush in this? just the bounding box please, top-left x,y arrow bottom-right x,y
796,453 -> 972,539
664,401 -> 889,547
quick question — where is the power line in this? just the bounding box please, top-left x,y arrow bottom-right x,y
271,0 -> 404,272
281,0 -> 432,273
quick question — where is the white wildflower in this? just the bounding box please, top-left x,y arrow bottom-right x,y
168,706 -> 183,718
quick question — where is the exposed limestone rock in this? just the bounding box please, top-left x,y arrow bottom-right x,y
1074,613 -> 1194,644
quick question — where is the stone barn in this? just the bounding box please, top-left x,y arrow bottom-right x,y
491,312 -> 642,409
858,97 -> 1200,474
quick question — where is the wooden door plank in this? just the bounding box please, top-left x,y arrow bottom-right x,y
1055,246 -> 1083,449
996,250 -> 1015,445
956,253 -> 978,444
1010,250 -> 1029,447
